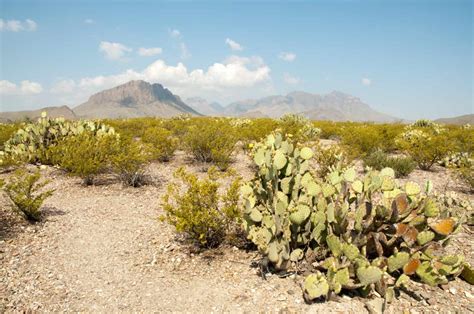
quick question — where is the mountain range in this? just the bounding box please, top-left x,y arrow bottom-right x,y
0,80 -> 470,124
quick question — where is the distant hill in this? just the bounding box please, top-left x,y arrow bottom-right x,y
0,105 -> 76,123
222,91 -> 399,122
185,97 -> 223,116
435,114 -> 473,125
74,80 -> 200,119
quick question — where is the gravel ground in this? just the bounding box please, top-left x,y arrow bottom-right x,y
1,150 -> 473,313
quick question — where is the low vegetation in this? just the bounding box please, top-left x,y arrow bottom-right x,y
363,150 -> 416,178
160,167 -> 241,248
0,168 -> 54,221
1,114 -> 472,304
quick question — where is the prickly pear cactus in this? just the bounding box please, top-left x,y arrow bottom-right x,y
1,112 -> 117,165
241,132 -> 318,270
244,132 -> 473,302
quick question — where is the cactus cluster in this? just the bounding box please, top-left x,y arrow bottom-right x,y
242,132 -> 473,302
1,112 -> 116,165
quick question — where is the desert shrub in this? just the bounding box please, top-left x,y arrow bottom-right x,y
457,165 -> 474,192
104,117 -> 163,140
241,132 -> 472,302
278,114 -> 321,143
110,139 -> 150,187
340,123 -> 404,158
0,123 -> 19,150
2,113 -> 116,165
50,131 -> 119,185
183,119 -> 237,170
364,150 -> 416,178
396,121 -> 453,170
161,167 -> 241,248
0,169 -> 54,221
142,126 -> 178,162
314,144 -> 351,178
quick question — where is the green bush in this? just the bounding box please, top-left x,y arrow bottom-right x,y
0,169 -> 54,221
50,131 -> 118,185
110,139 -> 150,187
278,114 -> 321,143
241,132 -> 472,302
397,121 -> 453,170
364,150 -> 416,178
314,144 -> 351,178
142,126 -> 178,162
0,123 -> 19,150
161,167 -> 241,248
183,119 -> 237,170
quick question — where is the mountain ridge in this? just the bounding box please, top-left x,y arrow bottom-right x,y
74,80 -> 201,119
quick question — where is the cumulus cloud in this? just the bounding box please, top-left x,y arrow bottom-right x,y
99,41 -> 132,60
138,47 -> 163,56
225,38 -> 243,51
0,18 -> 37,32
278,52 -> 296,62
44,56 -> 271,105
84,18 -> 95,24
0,80 -> 43,95
361,78 -> 371,86
283,73 -> 300,85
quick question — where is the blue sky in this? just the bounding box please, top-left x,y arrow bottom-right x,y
0,0 -> 472,120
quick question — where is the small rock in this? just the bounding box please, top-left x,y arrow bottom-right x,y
449,287 -> 457,295
465,291 -> 473,299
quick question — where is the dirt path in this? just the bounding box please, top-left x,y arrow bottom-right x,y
1,152 -> 473,312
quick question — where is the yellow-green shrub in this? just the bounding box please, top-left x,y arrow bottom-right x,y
0,169 -> 54,221
161,167 -> 241,248
397,122 -> 453,170
50,131 -> 119,185
314,144 -> 351,178
142,126 -> 178,162
277,114 -> 321,143
110,139 -> 150,187
183,118 -> 237,170
363,150 -> 416,178
0,123 -> 19,150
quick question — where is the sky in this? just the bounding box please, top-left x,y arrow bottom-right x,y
0,0 -> 472,120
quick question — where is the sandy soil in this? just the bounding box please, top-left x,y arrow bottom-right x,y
1,150 -> 473,313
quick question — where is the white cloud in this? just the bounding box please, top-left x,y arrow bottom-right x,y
84,19 -> 95,24
0,18 -> 37,32
138,47 -> 163,56
45,56 -> 271,105
225,38 -> 243,51
169,29 -> 181,38
283,73 -> 300,85
278,52 -> 296,62
0,80 -> 43,95
180,43 -> 191,59
50,79 -> 76,94
99,41 -> 132,60
361,78 -> 371,86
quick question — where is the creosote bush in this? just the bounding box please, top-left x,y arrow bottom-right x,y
49,131 -> 119,185
363,150 -> 416,178
241,132 -> 473,303
396,120 -> 453,170
110,139 -> 150,187
142,126 -> 178,162
161,167 -> 241,248
183,119 -> 237,170
0,169 -> 54,221
314,144 -> 351,178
